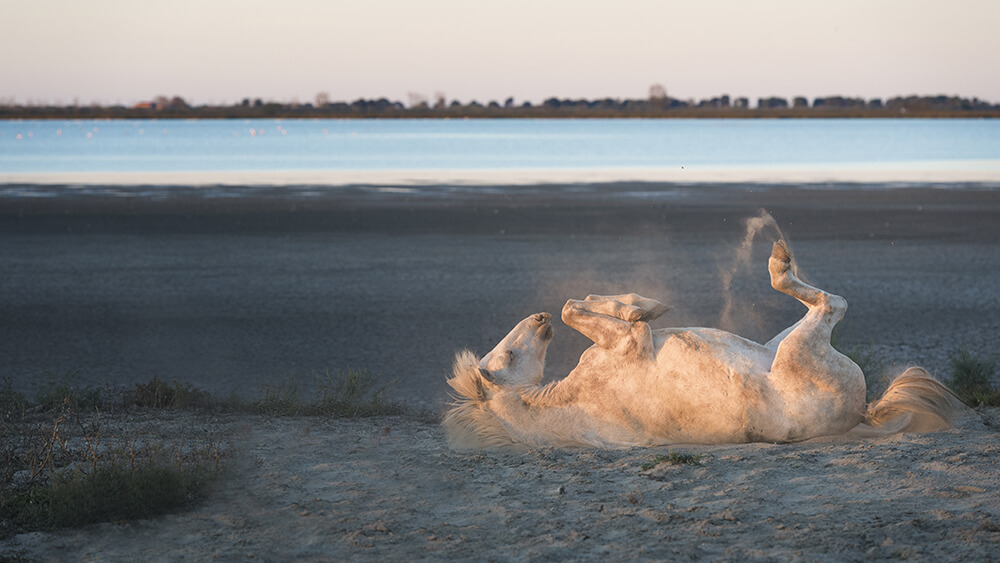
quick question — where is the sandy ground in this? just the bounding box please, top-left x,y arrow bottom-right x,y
2,408 -> 999,561
2,182 -> 1000,560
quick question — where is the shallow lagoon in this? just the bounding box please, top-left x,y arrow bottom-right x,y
2,118 -> 999,185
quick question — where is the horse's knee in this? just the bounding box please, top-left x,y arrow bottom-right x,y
814,293 -> 847,321
561,299 -> 581,323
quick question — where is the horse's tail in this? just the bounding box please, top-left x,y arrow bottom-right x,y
860,367 -> 963,435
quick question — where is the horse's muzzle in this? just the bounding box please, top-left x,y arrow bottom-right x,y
533,313 -> 554,340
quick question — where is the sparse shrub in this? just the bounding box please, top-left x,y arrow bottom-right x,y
34,370 -> 102,412
949,349 -> 1000,406
0,404 -> 230,537
245,368 -> 405,417
5,465 -> 194,531
126,377 -> 215,409
311,368 -> 402,417
1,366 -> 405,536
642,451 -> 702,470
250,382 -> 303,416
0,378 -> 28,421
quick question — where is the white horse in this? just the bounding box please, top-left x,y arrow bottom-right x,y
444,241 -> 960,449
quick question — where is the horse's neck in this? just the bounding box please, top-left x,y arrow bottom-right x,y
489,378 -> 641,448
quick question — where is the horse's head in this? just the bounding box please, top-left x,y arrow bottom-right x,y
479,312 -> 553,388
444,312 -> 554,448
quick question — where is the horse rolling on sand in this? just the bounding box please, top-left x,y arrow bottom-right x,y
444,241 -> 961,449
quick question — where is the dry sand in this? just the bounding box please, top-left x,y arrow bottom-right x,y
2,408 -> 999,561
2,182 -> 1000,560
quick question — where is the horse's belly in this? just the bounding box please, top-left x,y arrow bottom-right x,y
643,332 -> 777,440
569,332 -> 785,444
645,374 -> 777,443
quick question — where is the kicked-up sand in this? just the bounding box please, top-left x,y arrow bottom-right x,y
1,181 -> 1000,559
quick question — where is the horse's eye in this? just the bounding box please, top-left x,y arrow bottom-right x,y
508,350 -> 515,362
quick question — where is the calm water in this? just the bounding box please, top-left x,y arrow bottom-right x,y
1,118 -> 999,178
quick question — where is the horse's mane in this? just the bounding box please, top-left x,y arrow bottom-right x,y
442,351 -> 520,448
443,351 -> 637,449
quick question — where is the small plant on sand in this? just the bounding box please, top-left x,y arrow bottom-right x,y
948,349 -> 1000,406
246,368 -> 405,417
0,401 -> 231,537
310,368 -> 401,417
125,376 -> 216,409
34,370 -> 103,412
0,378 -> 28,419
250,382 -> 303,416
641,451 -> 702,471
0,366 -> 407,537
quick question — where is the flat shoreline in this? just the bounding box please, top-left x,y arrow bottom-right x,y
3,163 -> 1000,187
2,182 -> 1000,240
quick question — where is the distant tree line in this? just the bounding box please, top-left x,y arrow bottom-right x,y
2,91 -> 998,119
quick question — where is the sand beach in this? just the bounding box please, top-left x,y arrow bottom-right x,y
2,408 -> 999,561
2,181 -> 1000,559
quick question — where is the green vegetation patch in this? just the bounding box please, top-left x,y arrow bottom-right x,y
3,464 -> 208,532
125,376 -> 217,410
641,451 -> 702,471
948,349 -> 1000,407
245,368 -> 407,417
34,370 -> 103,412
0,366 -> 408,537
0,404 -> 230,537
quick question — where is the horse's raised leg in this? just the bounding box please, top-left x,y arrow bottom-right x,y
767,240 -> 848,350
764,240 -> 832,353
766,241 -> 864,425
562,299 -> 654,356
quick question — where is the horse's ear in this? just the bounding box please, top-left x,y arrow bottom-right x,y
479,368 -> 497,384
475,368 -> 503,399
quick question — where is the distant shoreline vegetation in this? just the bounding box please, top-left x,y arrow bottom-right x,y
3,92 -> 999,119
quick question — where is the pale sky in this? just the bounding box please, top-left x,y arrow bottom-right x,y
3,0 -> 999,107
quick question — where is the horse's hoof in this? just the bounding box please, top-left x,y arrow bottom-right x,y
769,241 -> 794,290
771,240 -> 792,263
